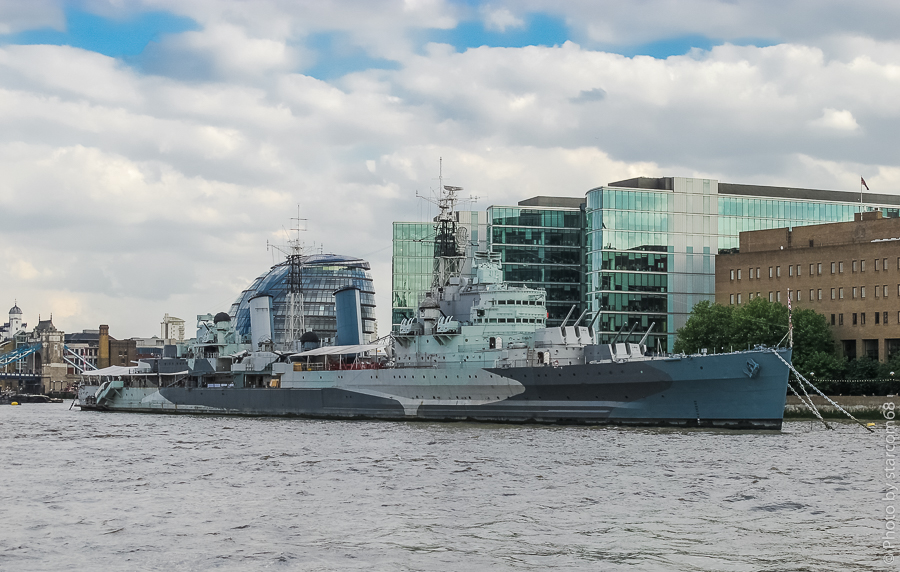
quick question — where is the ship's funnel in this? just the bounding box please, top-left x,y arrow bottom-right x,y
334,286 -> 364,346
248,294 -> 274,350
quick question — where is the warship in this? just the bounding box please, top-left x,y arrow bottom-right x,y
78,187 -> 791,429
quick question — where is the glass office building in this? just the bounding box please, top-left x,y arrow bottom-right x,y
392,211 -> 488,330
230,254 -> 376,345
392,222 -> 436,328
586,177 -> 900,351
487,197 -> 585,325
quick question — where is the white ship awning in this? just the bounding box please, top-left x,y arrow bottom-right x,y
81,366 -> 188,376
291,344 -> 387,357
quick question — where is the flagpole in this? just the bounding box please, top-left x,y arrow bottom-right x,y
787,288 -> 793,349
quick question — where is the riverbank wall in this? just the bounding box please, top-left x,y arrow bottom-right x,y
784,395 -> 893,419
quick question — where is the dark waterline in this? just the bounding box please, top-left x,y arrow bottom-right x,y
0,404 -> 883,571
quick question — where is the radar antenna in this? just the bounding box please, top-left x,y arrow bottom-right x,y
414,158 -> 476,290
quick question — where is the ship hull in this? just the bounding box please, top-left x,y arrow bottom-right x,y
78,349 -> 790,429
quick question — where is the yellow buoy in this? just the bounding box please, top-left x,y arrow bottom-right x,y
10,402 -> 19,406
868,423 -> 877,427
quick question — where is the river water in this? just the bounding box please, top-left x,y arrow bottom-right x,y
0,403 -> 888,571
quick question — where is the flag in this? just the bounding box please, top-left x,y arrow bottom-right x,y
862,177 -> 869,190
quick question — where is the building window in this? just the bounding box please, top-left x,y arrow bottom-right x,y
797,264 -> 801,276
885,285 -> 889,297
818,289 -> 822,300
876,286 -> 880,298
737,269 -> 742,280
839,261 -> 844,273
817,263 -> 822,275
769,292 -> 773,302
797,290 -> 802,301
776,291 -> 781,302
853,313 -> 858,325
831,288 -> 836,300
769,267 -> 773,278
749,267 -> 754,280
853,260 -> 858,272
776,266 -> 781,277
876,259 -> 881,272
862,286 -> 866,298
730,294 -> 735,305
809,289 -> 814,301
730,269 -> 735,281
831,314 -> 835,326
886,311 -> 890,325
757,267 -> 761,279
789,265 -> 794,277
877,312 -> 881,324
831,262 -> 836,274
862,260 -> 866,272
839,287 -> 844,299
862,313 -> 866,325
737,293 -> 742,304
810,264 -> 815,276
853,287 -> 858,299
839,313 -> 844,325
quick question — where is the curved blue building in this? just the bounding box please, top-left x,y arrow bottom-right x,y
229,254 -> 376,346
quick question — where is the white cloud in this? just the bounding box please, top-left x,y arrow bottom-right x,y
811,108 -> 860,131
481,7 -> 524,32
2,1 -> 900,336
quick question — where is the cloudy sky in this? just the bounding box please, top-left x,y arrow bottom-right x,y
1,0 -> 899,339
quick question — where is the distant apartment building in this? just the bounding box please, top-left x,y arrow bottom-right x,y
161,313 -> 186,344
716,211 -> 900,362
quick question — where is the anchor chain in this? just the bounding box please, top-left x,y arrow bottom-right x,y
771,350 -> 874,433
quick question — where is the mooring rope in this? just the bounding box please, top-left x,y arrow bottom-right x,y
771,350 -> 875,433
786,378 -> 831,430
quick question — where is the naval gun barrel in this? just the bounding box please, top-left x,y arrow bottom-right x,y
559,305 -> 577,327
572,309 -> 589,327
639,322 -> 656,345
625,321 -> 639,341
609,322 -> 629,345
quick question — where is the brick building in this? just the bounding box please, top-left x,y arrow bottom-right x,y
716,211 -> 900,362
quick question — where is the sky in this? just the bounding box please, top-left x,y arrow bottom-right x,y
2,0 -> 900,339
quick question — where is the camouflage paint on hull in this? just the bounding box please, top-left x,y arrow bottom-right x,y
79,349 -> 789,430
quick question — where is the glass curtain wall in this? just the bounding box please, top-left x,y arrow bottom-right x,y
230,254 -> 376,345
586,178 -> 714,352
392,222 -> 436,330
587,177 -> 897,351
488,206 -> 585,326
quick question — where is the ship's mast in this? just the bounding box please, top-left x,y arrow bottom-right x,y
287,209 -> 305,347
431,159 -> 465,289
268,206 -> 307,351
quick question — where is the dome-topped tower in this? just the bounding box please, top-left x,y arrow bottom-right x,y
6,300 -> 23,341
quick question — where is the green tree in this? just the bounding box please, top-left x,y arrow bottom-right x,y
674,298 -> 841,372
846,356 -> 881,380
878,353 -> 900,380
672,300 -> 735,354
730,297 -> 789,350
795,351 -> 846,392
